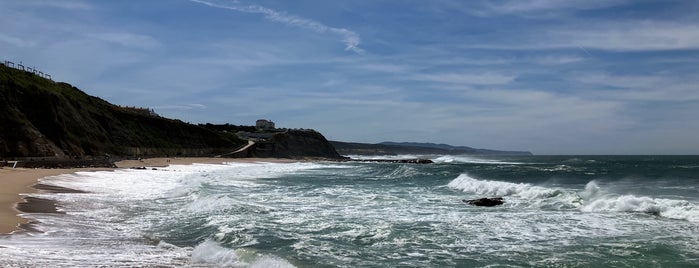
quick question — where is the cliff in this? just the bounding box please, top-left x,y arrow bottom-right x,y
222,129 -> 344,159
0,64 -> 247,158
264,130 -> 344,159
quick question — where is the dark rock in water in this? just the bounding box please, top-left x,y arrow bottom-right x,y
643,209 -> 661,217
463,197 -> 504,207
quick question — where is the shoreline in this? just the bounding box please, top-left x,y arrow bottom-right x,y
0,157 -> 298,234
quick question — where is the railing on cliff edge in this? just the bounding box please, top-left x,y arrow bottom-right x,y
2,59 -> 53,81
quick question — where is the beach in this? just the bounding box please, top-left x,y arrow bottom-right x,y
0,157 -> 295,234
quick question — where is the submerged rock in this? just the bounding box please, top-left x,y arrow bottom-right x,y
462,197 -> 504,207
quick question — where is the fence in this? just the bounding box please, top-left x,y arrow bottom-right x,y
2,60 -> 53,80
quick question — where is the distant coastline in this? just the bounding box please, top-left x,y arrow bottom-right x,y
330,141 -> 533,156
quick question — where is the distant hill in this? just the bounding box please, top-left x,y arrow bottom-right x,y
0,64 -> 341,160
330,141 -> 532,156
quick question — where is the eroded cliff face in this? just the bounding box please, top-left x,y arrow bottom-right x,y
248,130 -> 344,159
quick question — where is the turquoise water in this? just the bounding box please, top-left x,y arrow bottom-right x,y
1,155 -> 698,267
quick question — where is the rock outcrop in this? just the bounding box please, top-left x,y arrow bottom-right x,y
242,130 -> 344,159
462,197 -> 504,207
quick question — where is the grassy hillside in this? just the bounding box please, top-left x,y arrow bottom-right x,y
0,64 -> 246,158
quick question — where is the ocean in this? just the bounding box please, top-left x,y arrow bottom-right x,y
1,155 -> 698,267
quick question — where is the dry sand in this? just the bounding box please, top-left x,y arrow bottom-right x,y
0,157 -> 298,234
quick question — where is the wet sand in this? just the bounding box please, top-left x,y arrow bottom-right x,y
0,157 -> 297,234
0,167 -> 108,234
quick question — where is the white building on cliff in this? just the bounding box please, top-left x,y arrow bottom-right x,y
256,119 -> 275,131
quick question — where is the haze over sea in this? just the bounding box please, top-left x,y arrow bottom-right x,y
2,155 -> 698,267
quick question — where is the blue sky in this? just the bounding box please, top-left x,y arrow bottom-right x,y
2,0 -> 699,154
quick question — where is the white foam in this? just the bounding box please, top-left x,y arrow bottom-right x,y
448,175 -> 699,222
6,160 -> 698,266
448,174 -> 562,199
580,181 -> 699,222
346,154 -> 423,160
433,155 -> 524,165
191,239 -> 295,268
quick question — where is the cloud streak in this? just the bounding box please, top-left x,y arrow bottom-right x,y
483,0 -> 629,14
190,0 -> 364,54
0,33 -> 37,47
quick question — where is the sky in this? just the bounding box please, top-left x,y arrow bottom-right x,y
2,0 -> 699,155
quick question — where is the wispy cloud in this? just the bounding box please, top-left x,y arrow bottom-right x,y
34,0 -> 91,10
484,0 -> 629,14
0,33 -> 36,47
575,72 -> 699,102
554,21 -> 699,51
462,21 -> 699,51
154,104 -> 207,111
412,72 -> 517,86
91,32 -> 161,48
190,0 -> 364,54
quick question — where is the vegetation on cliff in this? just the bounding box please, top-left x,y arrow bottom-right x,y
0,64 -> 246,158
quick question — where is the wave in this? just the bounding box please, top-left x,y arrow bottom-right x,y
447,174 -> 571,200
447,174 -> 699,222
432,155 -> 524,165
191,239 -> 295,268
580,181 -> 699,222
345,154 -> 424,160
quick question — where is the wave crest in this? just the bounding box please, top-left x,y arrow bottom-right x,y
433,156 -> 523,165
447,174 -> 562,200
580,181 -> 699,222
448,175 -> 699,222
192,239 -> 295,268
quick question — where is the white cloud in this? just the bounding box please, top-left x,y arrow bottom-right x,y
485,0 -> 628,14
575,72 -> 699,102
555,22 -> 699,51
412,72 -> 516,86
460,21 -> 699,51
190,0 -> 364,54
531,55 -> 585,65
91,32 -> 161,48
0,33 -> 36,47
356,63 -> 413,73
154,104 -> 207,111
35,0 -> 91,10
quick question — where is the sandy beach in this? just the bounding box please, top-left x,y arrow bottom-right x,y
0,157 -> 297,234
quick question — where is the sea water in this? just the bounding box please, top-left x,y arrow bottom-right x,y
1,155 -> 698,267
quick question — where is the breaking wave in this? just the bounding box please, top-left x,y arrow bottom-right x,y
579,181 -> 699,222
447,174 -> 569,199
192,239 -> 295,268
447,174 -> 699,222
433,155 -> 524,165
